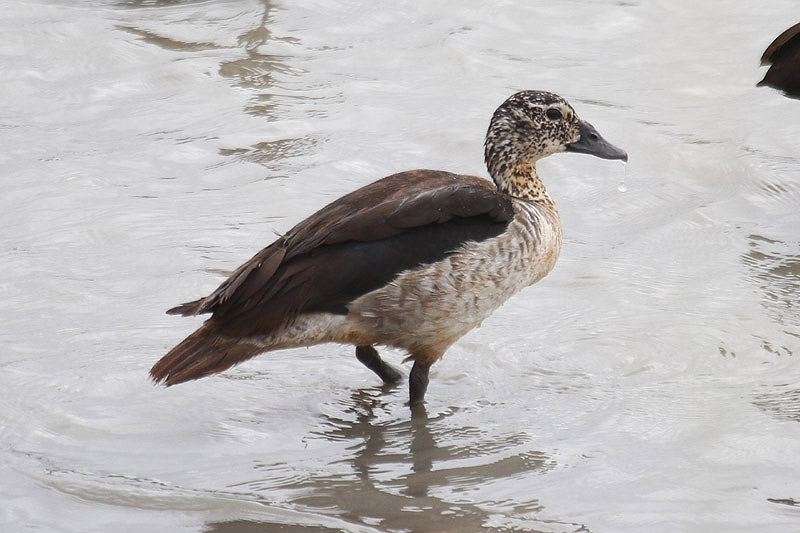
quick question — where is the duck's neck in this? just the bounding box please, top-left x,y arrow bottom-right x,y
490,161 -> 554,207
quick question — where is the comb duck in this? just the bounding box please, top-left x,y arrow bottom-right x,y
150,90 -> 627,407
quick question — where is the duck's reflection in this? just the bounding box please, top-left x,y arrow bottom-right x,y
321,387 -> 438,499
742,233 -> 799,358
205,386 -> 589,533
753,385 -> 800,423
743,233 -> 800,416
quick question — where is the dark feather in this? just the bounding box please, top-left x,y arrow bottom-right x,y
214,213 -> 510,336
149,323 -> 262,385
169,170 -> 514,340
759,22 -> 800,98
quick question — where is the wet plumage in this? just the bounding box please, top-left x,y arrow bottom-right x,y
150,90 -> 627,406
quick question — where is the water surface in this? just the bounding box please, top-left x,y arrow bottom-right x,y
2,1 -> 800,532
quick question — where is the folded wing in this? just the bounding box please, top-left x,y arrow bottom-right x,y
168,170 -> 514,338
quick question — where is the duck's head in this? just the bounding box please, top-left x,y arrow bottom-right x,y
484,90 -> 627,193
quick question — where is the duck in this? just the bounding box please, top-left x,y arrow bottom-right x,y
150,90 -> 627,407
758,22 -> 800,99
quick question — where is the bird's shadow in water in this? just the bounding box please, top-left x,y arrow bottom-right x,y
206,385 -> 590,533
318,385 -> 438,499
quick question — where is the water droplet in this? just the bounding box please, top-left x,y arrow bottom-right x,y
617,163 -> 629,192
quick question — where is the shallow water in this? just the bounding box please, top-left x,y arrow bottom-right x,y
2,1 -> 800,532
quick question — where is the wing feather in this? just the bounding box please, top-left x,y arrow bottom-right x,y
169,170 -> 514,337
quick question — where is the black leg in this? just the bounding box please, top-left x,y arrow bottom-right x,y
408,361 -> 430,406
355,345 -> 403,384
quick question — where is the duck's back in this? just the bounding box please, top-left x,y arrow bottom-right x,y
168,170 -> 516,338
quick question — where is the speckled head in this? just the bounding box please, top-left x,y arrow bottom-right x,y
484,90 -> 627,198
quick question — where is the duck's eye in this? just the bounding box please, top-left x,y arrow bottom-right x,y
546,108 -> 563,121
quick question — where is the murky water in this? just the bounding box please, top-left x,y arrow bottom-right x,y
3,1 -> 800,531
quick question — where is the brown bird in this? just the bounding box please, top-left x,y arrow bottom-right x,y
758,22 -> 800,99
150,90 -> 627,406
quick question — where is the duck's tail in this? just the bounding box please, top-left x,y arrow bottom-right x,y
150,324 -> 263,386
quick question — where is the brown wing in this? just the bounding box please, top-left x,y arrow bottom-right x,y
167,169 -> 514,336
761,22 -> 800,65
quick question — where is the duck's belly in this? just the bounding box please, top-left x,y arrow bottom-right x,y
343,201 -> 561,362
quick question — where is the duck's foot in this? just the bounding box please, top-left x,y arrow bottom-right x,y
408,361 -> 430,407
355,345 -> 403,384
